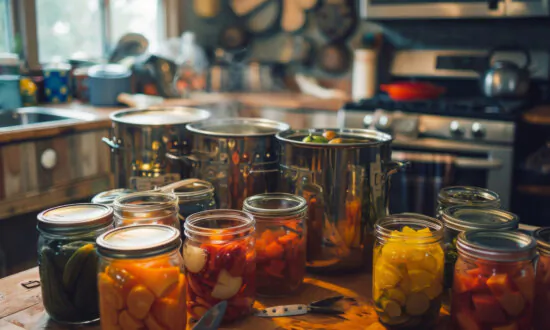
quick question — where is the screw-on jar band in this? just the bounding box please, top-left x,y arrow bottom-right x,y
457,230 -> 537,262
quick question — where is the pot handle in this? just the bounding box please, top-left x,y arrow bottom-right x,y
102,137 -> 122,150
384,160 -> 409,176
165,152 -> 202,166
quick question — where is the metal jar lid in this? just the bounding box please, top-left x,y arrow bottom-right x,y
276,128 -> 393,148
186,117 -> 290,137
457,230 -> 537,262
156,179 -> 214,201
441,206 -> 519,232
243,193 -> 307,219
37,203 -> 114,233
110,107 -> 211,126
96,224 -> 181,258
438,186 -> 500,208
533,227 -> 550,255
92,189 -> 135,205
113,192 -> 178,214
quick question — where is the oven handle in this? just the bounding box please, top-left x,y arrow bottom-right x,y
454,157 -> 502,170
393,152 -> 502,170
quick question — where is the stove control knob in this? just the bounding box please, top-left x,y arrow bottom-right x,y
472,122 -> 485,138
376,115 -> 391,130
450,121 -> 465,137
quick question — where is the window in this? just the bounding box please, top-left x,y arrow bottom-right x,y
0,0 -> 10,53
109,0 -> 164,53
35,0 -> 165,63
36,0 -> 103,62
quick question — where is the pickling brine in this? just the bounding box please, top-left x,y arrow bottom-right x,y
373,214 -> 444,329
534,227 -> 550,330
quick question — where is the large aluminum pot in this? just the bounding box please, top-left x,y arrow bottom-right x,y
102,106 -> 211,190
276,128 -> 406,273
182,118 -> 290,209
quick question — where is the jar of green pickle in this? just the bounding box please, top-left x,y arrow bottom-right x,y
440,206 -> 519,309
37,203 -> 114,324
436,186 -> 500,216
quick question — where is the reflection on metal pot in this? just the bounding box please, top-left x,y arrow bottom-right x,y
276,128 -> 406,273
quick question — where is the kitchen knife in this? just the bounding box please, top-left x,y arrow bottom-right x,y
192,301 -> 228,330
256,304 -> 344,318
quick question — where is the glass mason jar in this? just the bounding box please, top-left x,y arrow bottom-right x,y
441,207 -> 519,301
243,193 -> 307,297
437,186 -> 501,216
96,225 -> 185,330
451,230 -> 537,330
36,203 -> 114,324
113,192 -> 179,228
183,210 -> 255,324
534,227 -> 550,330
373,213 -> 445,329
91,188 -> 135,205
156,179 -> 216,237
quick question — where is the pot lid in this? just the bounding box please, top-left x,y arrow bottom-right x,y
110,107 -> 211,126
276,128 -> 392,147
97,225 -> 181,258
186,118 -> 289,137
37,203 -> 113,233
442,206 -> 519,232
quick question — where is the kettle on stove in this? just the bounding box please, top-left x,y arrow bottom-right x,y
481,46 -> 531,98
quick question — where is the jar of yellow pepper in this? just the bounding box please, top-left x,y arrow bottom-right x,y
96,225 -> 186,330
373,213 -> 444,329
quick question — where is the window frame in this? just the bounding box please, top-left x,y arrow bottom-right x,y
10,0 -> 179,69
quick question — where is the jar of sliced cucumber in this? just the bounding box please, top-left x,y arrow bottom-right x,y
373,213 -> 444,329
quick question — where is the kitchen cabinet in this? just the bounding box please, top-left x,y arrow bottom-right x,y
360,0 -> 548,19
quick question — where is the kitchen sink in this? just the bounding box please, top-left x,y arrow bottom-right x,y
0,107 -> 96,132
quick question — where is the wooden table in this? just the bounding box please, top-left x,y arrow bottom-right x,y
0,268 -> 450,330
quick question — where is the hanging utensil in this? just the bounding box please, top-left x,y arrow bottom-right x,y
245,0 -> 281,35
315,0 -> 357,41
192,301 -> 228,330
256,296 -> 346,318
317,42 -> 352,75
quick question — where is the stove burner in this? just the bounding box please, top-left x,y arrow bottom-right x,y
352,94 -> 530,120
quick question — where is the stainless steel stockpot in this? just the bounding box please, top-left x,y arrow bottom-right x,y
276,128 -> 406,273
179,118 -> 290,209
102,106 -> 211,190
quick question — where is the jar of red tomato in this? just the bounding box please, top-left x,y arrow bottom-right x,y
243,193 -> 307,296
183,210 -> 255,324
113,192 -> 179,229
533,227 -> 550,330
452,230 -> 537,330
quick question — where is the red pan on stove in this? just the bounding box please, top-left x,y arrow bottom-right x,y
380,81 -> 446,101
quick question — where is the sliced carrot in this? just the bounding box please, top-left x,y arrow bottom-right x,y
119,310 -> 144,330
99,285 -> 120,327
144,314 -> 166,330
110,263 -> 180,298
127,285 -> 156,319
260,230 -> 277,244
278,232 -> 298,245
263,241 -> 284,259
106,266 -> 139,297
165,274 -> 185,300
98,272 -> 125,310
152,298 -> 180,330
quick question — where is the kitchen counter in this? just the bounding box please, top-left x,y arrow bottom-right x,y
0,267 -> 449,330
0,93 -> 347,145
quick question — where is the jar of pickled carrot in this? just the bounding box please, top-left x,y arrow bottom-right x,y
533,227 -> 550,330
373,213 -> 444,329
96,225 -> 185,330
243,193 -> 307,296
451,230 -> 536,330
113,192 -> 179,228
183,210 -> 255,324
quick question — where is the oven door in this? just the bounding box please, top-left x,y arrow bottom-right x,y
389,138 -> 513,215
360,0 -> 505,19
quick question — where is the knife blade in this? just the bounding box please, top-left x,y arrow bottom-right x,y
255,304 -> 310,317
192,301 -> 227,330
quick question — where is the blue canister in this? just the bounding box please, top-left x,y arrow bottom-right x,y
0,75 -> 22,109
43,63 -> 72,103
88,64 -> 132,106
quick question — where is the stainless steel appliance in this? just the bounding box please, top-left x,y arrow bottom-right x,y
338,50 -> 549,213
360,0 -> 549,19
482,47 -> 531,98
102,106 -> 211,190
276,129 -> 405,273
182,118 -> 289,209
